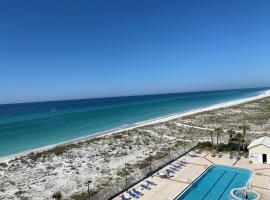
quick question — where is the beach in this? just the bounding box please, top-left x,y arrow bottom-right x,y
0,88 -> 265,158
1,89 -> 270,200
1,89 -> 270,163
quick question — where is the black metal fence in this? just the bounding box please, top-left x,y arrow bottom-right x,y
88,142 -> 198,200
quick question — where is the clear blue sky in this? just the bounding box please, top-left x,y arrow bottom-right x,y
0,0 -> 270,104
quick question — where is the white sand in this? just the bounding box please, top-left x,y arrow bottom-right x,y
1,89 -> 270,163
1,89 -> 270,200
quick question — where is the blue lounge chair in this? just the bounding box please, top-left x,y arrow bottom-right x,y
170,166 -> 179,171
121,194 -> 130,200
128,190 -> 138,198
146,180 -> 157,186
176,161 -> 184,166
132,188 -> 143,196
235,155 -> 241,160
180,159 -> 188,164
173,164 -> 181,168
141,183 -> 150,190
165,169 -> 174,174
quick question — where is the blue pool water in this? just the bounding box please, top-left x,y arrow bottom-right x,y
0,87 -> 267,157
234,190 -> 258,200
175,165 -> 252,200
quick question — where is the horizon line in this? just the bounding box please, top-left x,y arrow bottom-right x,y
1,86 -> 269,107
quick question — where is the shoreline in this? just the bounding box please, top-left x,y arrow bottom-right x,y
1,89 -> 270,162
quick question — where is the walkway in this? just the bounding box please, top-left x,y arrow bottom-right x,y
114,152 -> 270,200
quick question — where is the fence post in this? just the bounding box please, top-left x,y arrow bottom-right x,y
100,142 -> 198,200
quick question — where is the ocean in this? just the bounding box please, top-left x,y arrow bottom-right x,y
0,88 -> 267,157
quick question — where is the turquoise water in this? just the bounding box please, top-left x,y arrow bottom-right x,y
175,165 -> 252,200
235,191 -> 258,200
0,88 -> 267,157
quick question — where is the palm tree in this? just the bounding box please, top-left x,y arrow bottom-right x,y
227,129 -> 236,151
239,125 -> 250,150
209,130 -> 214,146
234,133 -> 242,155
214,128 -> 223,153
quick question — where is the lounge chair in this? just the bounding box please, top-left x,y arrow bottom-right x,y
140,182 -> 151,190
158,171 -> 167,178
146,180 -> 157,186
173,163 -> 182,168
235,155 -> 241,160
165,168 -> 175,174
217,152 -> 223,158
189,151 -> 196,157
132,188 -> 143,196
127,190 -> 138,198
228,154 -> 233,159
176,161 -> 185,166
195,149 -> 201,154
121,194 -> 130,200
181,160 -> 188,164
170,166 -> 179,171
165,170 -> 174,178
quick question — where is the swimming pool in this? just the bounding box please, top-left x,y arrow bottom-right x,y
175,165 -> 252,200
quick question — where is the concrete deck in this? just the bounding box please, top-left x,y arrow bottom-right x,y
114,152 -> 270,200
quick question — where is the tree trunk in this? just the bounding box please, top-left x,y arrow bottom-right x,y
216,134 -> 219,153
242,127 -> 246,149
238,139 -> 241,155
210,132 -> 213,145
227,135 -> 231,151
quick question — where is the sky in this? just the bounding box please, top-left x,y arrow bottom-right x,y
0,0 -> 270,104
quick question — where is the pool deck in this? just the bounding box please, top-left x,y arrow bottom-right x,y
113,152 -> 270,200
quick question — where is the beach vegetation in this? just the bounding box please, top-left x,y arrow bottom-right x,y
2,96 -> 270,200
70,191 -> 91,200
227,129 -> 236,151
214,128 -> 223,152
0,162 -> 8,168
51,146 -> 67,156
52,191 -> 62,199
14,190 -> 25,197
117,169 -> 126,177
209,131 -> 214,145
113,133 -> 124,140
197,141 -> 213,149
196,141 -> 241,152
239,125 -> 250,149
174,140 -> 184,148
232,133 -> 243,155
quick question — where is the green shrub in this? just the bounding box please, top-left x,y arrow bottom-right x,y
197,141 -> 213,149
52,191 -> 62,200
51,146 -> 66,156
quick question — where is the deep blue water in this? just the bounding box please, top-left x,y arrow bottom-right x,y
175,165 -> 252,200
0,88 -> 267,157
